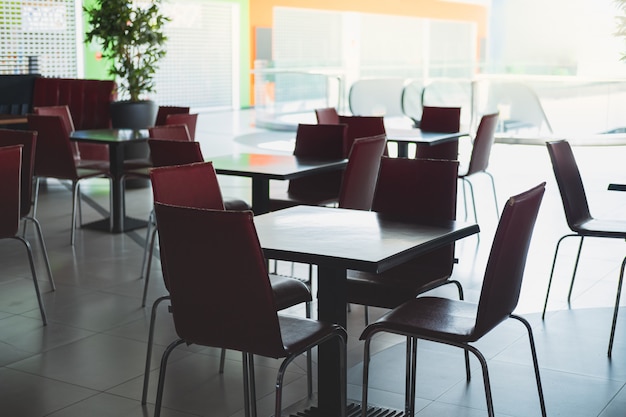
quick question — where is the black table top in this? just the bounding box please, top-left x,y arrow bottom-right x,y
70,128 -> 149,144
210,153 -> 348,180
385,128 -> 467,146
254,205 -> 480,273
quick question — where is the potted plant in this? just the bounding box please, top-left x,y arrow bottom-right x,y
84,0 -> 169,128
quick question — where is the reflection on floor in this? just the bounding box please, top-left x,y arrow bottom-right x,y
0,109 -> 625,416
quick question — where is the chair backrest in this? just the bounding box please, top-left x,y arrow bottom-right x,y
153,203 -> 287,357
474,182 -> 545,338
0,145 -> 22,237
33,105 -> 80,158
419,106 -> 461,133
338,134 -> 387,210
315,107 -> 339,124
148,124 -> 191,141
288,123 -> 347,199
372,157 -> 458,219
292,123 -> 346,159
150,161 -> 225,211
338,115 -> 386,157
0,129 -> 37,217
34,105 -> 76,133
165,113 -> 198,141
465,112 -> 499,176
546,140 -> 592,229
155,106 -> 189,126
372,157 -> 459,275
148,139 -> 204,168
27,114 -> 78,180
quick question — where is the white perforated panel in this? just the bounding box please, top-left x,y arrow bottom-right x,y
0,0 -> 77,76
151,0 -> 237,109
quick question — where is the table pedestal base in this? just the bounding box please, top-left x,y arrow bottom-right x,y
290,403 -> 403,417
82,217 -> 148,233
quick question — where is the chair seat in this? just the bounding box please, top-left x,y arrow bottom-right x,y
278,315 -> 342,356
575,218 -> 626,238
347,265 -> 451,309
270,274 -> 312,311
224,198 -> 252,211
362,296 -> 480,344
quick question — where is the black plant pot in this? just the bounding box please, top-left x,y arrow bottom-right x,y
110,100 -> 158,188
110,100 -> 158,129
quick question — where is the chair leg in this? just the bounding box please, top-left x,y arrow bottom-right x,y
242,352 -> 254,417
465,179 -> 478,224
449,280 -> 471,380
510,314 -> 547,417
154,338 -> 185,417
219,348 -> 227,374
542,234 -> 579,319
567,237 -> 585,304
140,210 -> 155,279
405,336 -> 417,416
461,177 -> 470,221
361,335 -> 372,417
77,182 -> 83,227
277,332 -> 347,417
465,344 -> 495,417
141,295 -> 170,405
32,177 -> 40,220
24,217 -> 55,291
485,171 -> 499,215
608,256 -> 626,357
141,227 -> 159,307
71,181 -> 80,246
14,237 -> 47,325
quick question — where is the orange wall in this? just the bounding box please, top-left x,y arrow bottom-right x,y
248,0 -> 488,103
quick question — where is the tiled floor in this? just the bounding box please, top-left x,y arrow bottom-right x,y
1,108 -> 626,416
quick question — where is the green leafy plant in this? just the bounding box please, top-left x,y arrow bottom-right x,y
84,0 -> 170,101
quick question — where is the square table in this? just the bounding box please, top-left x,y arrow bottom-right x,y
210,153 -> 348,214
385,127 -> 467,159
71,129 -> 150,233
254,205 -> 480,416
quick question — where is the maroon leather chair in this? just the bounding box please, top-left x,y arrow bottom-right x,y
346,157 -> 461,325
543,139 -> 626,357
360,183 -> 547,417
337,134 -> 387,210
123,124 -> 193,172
28,114 -> 111,245
0,145 -> 50,325
151,203 -> 347,417
154,105 -> 189,126
269,123 -> 347,211
415,106 -> 461,160
338,115 -> 387,158
33,105 -> 110,171
142,162 -> 313,408
315,107 -> 340,124
0,129 -> 55,290
165,113 -> 198,140
140,140 -> 250,305
148,124 -> 191,141
458,113 -> 500,222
